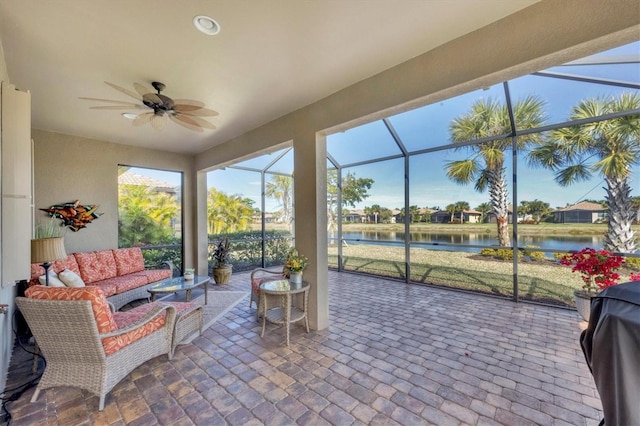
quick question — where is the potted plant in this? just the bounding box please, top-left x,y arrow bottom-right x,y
561,248 -> 625,321
211,237 -> 232,284
183,268 -> 195,281
284,248 -> 308,285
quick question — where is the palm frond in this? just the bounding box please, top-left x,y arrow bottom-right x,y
445,159 -> 478,185
474,169 -> 491,192
555,164 -> 591,186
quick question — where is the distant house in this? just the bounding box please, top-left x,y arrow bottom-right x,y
430,209 -> 482,224
390,209 -> 402,224
487,205 -> 514,224
118,171 -> 177,195
552,201 -> 607,223
252,213 -> 277,224
344,209 -> 365,223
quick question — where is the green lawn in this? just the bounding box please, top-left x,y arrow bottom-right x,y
329,245 -> 637,307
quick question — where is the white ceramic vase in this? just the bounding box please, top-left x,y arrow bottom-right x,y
290,272 -> 303,285
184,273 -> 194,281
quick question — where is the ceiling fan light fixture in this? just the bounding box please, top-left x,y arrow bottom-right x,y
122,113 -> 138,120
193,15 -> 220,35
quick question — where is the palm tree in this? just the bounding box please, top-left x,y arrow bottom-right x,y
529,93 -> 640,253
207,188 -> 254,234
475,202 -> 492,223
365,204 -> 382,224
454,201 -> 470,224
265,175 -> 293,230
445,203 -> 456,223
445,96 -> 546,246
525,199 -> 550,224
118,184 -> 180,246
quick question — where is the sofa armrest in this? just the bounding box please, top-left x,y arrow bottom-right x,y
100,304 -> 176,338
147,260 -> 177,277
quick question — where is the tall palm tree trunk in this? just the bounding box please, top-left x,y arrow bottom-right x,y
603,175 -> 636,253
488,168 -> 510,247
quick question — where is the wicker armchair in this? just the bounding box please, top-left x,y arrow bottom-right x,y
250,268 -> 287,320
16,287 -> 176,411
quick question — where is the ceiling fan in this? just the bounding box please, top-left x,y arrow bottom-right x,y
80,81 -> 218,132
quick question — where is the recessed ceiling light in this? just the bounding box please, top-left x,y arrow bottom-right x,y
122,113 -> 137,120
193,15 -> 220,35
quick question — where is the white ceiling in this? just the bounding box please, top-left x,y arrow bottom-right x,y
0,1 -> 538,154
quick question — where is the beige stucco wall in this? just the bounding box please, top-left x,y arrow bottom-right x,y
32,129 -> 197,267
196,0 -> 640,330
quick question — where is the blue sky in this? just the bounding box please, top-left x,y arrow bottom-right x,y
132,41 -> 640,214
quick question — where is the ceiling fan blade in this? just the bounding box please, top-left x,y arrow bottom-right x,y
105,82 -> 142,101
175,113 -> 216,129
133,82 -> 152,97
172,99 -> 205,108
174,103 -> 219,117
78,97 -> 140,106
169,114 -> 204,133
143,93 -> 163,105
132,112 -> 153,127
150,114 -> 168,130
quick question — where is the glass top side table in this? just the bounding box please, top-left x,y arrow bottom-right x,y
259,279 -> 310,347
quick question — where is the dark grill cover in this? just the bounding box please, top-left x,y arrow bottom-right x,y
580,281 -> 640,425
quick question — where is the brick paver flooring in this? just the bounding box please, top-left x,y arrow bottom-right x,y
3,271 -> 602,425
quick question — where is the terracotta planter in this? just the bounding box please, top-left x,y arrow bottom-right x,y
212,264 -> 232,284
574,290 -> 596,322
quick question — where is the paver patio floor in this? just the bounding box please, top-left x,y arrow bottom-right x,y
2,270 -> 602,425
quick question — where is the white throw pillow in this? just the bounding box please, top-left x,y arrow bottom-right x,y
58,269 -> 86,288
38,270 -> 66,287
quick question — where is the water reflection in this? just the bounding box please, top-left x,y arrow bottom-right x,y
341,231 -> 604,252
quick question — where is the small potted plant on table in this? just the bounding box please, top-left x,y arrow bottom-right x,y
183,268 -> 195,281
561,248 -> 625,321
284,248 -> 308,285
212,237 -> 232,284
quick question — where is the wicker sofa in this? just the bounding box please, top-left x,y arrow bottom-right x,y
28,247 -> 172,310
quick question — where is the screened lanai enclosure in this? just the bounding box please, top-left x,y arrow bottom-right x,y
207,148 -> 296,271
209,40 -> 640,309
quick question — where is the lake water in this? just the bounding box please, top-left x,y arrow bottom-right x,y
340,231 -> 605,253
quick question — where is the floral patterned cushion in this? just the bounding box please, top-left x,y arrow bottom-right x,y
133,269 -> 172,283
25,285 -> 116,334
110,303 -> 167,355
25,285 -> 169,356
112,248 -> 145,275
29,254 -> 81,287
90,275 -> 148,294
74,250 -> 118,284
87,282 -> 118,297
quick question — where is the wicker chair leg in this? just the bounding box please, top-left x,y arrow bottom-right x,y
30,388 -> 41,403
99,396 -> 106,411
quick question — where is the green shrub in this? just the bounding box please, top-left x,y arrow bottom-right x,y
208,230 -> 293,271
522,245 -> 546,262
480,248 -> 497,257
626,256 -> 640,270
495,249 -> 515,260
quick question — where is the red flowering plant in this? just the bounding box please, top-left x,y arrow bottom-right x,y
560,248 -> 625,294
631,272 -> 640,281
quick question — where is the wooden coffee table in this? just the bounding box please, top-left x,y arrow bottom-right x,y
148,275 -> 210,304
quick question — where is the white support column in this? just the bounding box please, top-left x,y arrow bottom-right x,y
196,170 -> 209,276
293,133 -> 329,330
